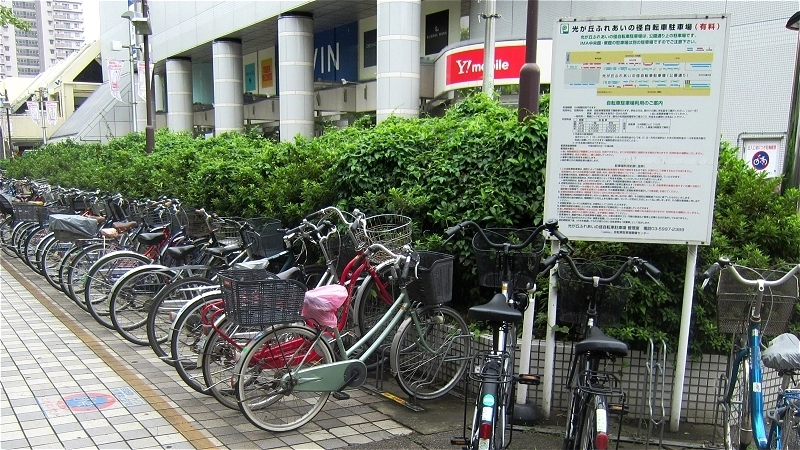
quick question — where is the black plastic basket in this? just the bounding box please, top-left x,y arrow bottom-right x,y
557,257 -> 632,326
472,228 -> 545,289
321,232 -> 358,278
219,269 -> 306,326
12,202 -> 47,223
716,266 -> 799,336
242,224 -> 286,260
408,251 -> 454,305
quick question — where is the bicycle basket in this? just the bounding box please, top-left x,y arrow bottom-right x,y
141,205 -> 170,230
407,251 -> 454,305
12,202 -> 46,223
354,214 -> 413,263
49,214 -> 98,243
321,231 -> 357,278
242,223 -> 285,260
472,228 -> 545,289
557,257 -> 632,326
181,209 -> 213,239
209,218 -> 244,247
716,266 -> 799,336
219,269 -> 306,326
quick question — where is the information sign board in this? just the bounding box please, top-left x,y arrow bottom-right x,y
543,15 -> 729,244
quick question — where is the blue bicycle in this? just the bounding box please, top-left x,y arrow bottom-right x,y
703,258 -> 800,450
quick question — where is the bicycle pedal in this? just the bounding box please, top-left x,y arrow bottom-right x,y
332,391 -> 350,400
450,437 -> 468,446
608,404 -> 629,415
517,373 -> 541,385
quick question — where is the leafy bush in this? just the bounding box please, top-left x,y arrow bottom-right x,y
4,93 -> 798,354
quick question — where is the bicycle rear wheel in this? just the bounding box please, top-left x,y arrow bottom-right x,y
390,305 -> 471,400
202,317 -> 263,409
235,325 -> 332,432
148,276 -> 216,364
40,237 -> 73,291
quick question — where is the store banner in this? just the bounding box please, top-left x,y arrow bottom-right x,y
45,101 -> 58,126
26,101 -> 39,125
137,61 -> 147,101
425,10 -> 449,56
108,59 -> 124,102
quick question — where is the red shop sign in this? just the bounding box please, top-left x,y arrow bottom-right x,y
445,44 -> 526,85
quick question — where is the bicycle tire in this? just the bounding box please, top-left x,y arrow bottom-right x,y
390,304 -> 471,400
170,291 -> 222,394
0,214 -> 15,257
84,251 -> 152,328
40,237 -> 74,291
11,221 -> 38,258
201,317 -> 263,410
353,267 -> 399,367
577,395 -> 600,450
28,230 -> 53,273
468,359 -> 503,450
724,355 -> 751,450
64,242 -> 119,308
110,265 -> 176,345
148,276 -> 216,365
235,324 -> 333,432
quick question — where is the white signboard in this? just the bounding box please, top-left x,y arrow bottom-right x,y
543,15 -> 729,245
743,138 -> 783,178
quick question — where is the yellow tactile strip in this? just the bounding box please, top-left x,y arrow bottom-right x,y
1,259 -> 218,450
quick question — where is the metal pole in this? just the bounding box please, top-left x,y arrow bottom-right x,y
128,25 -> 138,133
518,0 -> 541,120
5,89 -> 12,158
39,87 -> 47,146
481,0 -> 497,96
142,0 -> 155,153
542,239 -> 560,419
782,30 -> 800,192
669,244 -> 698,432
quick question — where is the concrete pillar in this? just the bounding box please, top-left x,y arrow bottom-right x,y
212,39 -> 244,134
278,12 -> 315,141
166,58 -> 193,132
376,0 -> 421,122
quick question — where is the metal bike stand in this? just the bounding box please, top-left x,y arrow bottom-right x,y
359,344 -> 425,412
636,338 -> 667,449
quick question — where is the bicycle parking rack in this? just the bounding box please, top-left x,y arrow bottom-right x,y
635,338 -> 668,449
360,343 -> 426,412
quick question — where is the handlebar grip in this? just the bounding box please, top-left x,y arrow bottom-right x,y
702,263 -> 721,279
539,254 -> 559,273
643,261 -> 661,280
444,225 -> 462,237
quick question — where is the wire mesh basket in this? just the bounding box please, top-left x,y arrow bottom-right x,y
472,228 -> 545,289
181,209 -> 213,239
141,205 -> 171,230
209,218 -> 244,247
320,231 -> 358,277
219,269 -> 306,326
407,251 -> 454,305
557,257 -> 633,327
354,214 -> 413,263
716,266 -> 799,336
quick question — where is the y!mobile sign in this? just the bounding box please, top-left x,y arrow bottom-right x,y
433,40 -> 552,98
543,15 -> 729,245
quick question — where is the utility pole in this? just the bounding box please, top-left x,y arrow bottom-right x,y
481,0 -> 497,96
518,0 -> 541,120
141,0 -> 154,153
38,87 -> 47,146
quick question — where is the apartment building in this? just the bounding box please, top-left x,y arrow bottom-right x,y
0,0 -> 85,79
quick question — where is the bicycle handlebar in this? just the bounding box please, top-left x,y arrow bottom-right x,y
701,257 -> 800,289
444,219 -> 555,251
542,249 -> 661,285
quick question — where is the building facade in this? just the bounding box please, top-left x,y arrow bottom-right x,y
0,0 -> 85,79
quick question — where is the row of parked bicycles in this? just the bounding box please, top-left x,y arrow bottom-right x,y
2,176 -> 799,450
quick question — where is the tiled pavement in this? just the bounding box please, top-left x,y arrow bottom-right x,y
0,258 -> 420,449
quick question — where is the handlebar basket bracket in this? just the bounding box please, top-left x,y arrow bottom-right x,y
472,228 -> 545,289
716,267 -> 799,336
408,251 -> 454,305
219,269 -> 306,327
557,257 -> 632,326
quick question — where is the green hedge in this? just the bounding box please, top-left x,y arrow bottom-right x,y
5,93 -> 799,354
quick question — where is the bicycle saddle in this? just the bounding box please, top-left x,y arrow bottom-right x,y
575,326 -> 628,357
468,293 -> 523,324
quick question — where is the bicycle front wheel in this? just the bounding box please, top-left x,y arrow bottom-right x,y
724,357 -> 751,450
235,325 -> 333,432
170,292 -> 222,394
84,251 -> 152,328
390,305 -> 471,400
202,317 -> 263,410
110,266 -> 175,345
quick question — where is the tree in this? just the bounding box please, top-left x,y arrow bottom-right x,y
0,6 -> 31,31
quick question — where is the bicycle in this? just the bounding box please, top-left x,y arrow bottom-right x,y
703,258 -> 800,450
446,219 -> 554,450
541,230 -> 661,450
231,242 -> 471,432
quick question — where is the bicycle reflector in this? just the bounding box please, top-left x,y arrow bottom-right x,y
595,432 -> 609,450
478,393 -> 495,440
